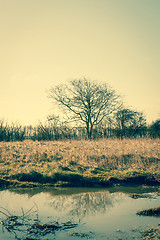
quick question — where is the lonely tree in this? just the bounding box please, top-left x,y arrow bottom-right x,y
49,78 -> 121,138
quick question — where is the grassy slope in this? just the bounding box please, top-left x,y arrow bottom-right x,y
0,138 -> 159,188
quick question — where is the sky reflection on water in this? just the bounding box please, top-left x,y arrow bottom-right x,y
0,186 -> 159,239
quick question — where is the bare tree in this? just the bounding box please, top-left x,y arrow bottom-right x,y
115,108 -> 147,138
49,78 -> 121,138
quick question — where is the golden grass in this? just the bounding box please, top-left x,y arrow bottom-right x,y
0,138 -> 159,180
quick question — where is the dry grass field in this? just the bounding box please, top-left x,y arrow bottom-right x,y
0,138 -> 159,187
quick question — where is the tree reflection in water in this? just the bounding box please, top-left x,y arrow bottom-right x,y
48,191 -> 122,219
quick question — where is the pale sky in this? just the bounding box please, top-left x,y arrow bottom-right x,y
0,0 -> 160,125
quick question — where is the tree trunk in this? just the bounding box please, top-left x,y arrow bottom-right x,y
86,122 -> 93,139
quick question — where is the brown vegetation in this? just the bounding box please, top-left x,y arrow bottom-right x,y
0,138 -> 159,187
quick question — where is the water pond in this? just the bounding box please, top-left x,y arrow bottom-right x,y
0,186 -> 159,239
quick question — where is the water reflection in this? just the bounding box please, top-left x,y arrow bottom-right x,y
10,185 -> 159,197
0,187 -> 159,240
0,188 -> 123,221
48,191 -> 122,219
8,186 -> 159,220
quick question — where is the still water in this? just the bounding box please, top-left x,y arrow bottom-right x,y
0,186 -> 159,239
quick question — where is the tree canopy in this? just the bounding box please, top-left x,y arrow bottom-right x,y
115,108 -> 147,138
49,78 -> 122,138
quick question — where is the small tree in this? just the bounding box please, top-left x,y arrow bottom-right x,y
148,119 -> 160,138
115,108 -> 147,138
49,78 -> 121,139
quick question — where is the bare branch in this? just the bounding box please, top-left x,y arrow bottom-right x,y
48,78 -> 122,138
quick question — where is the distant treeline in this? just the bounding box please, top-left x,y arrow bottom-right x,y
0,119 -> 159,141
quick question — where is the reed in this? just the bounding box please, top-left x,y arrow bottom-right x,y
0,205 -> 77,239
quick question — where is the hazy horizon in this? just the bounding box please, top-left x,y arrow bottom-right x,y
0,0 -> 160,125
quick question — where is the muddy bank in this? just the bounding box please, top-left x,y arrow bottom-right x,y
1,170 -> 160,189
137,206 -> 160,217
